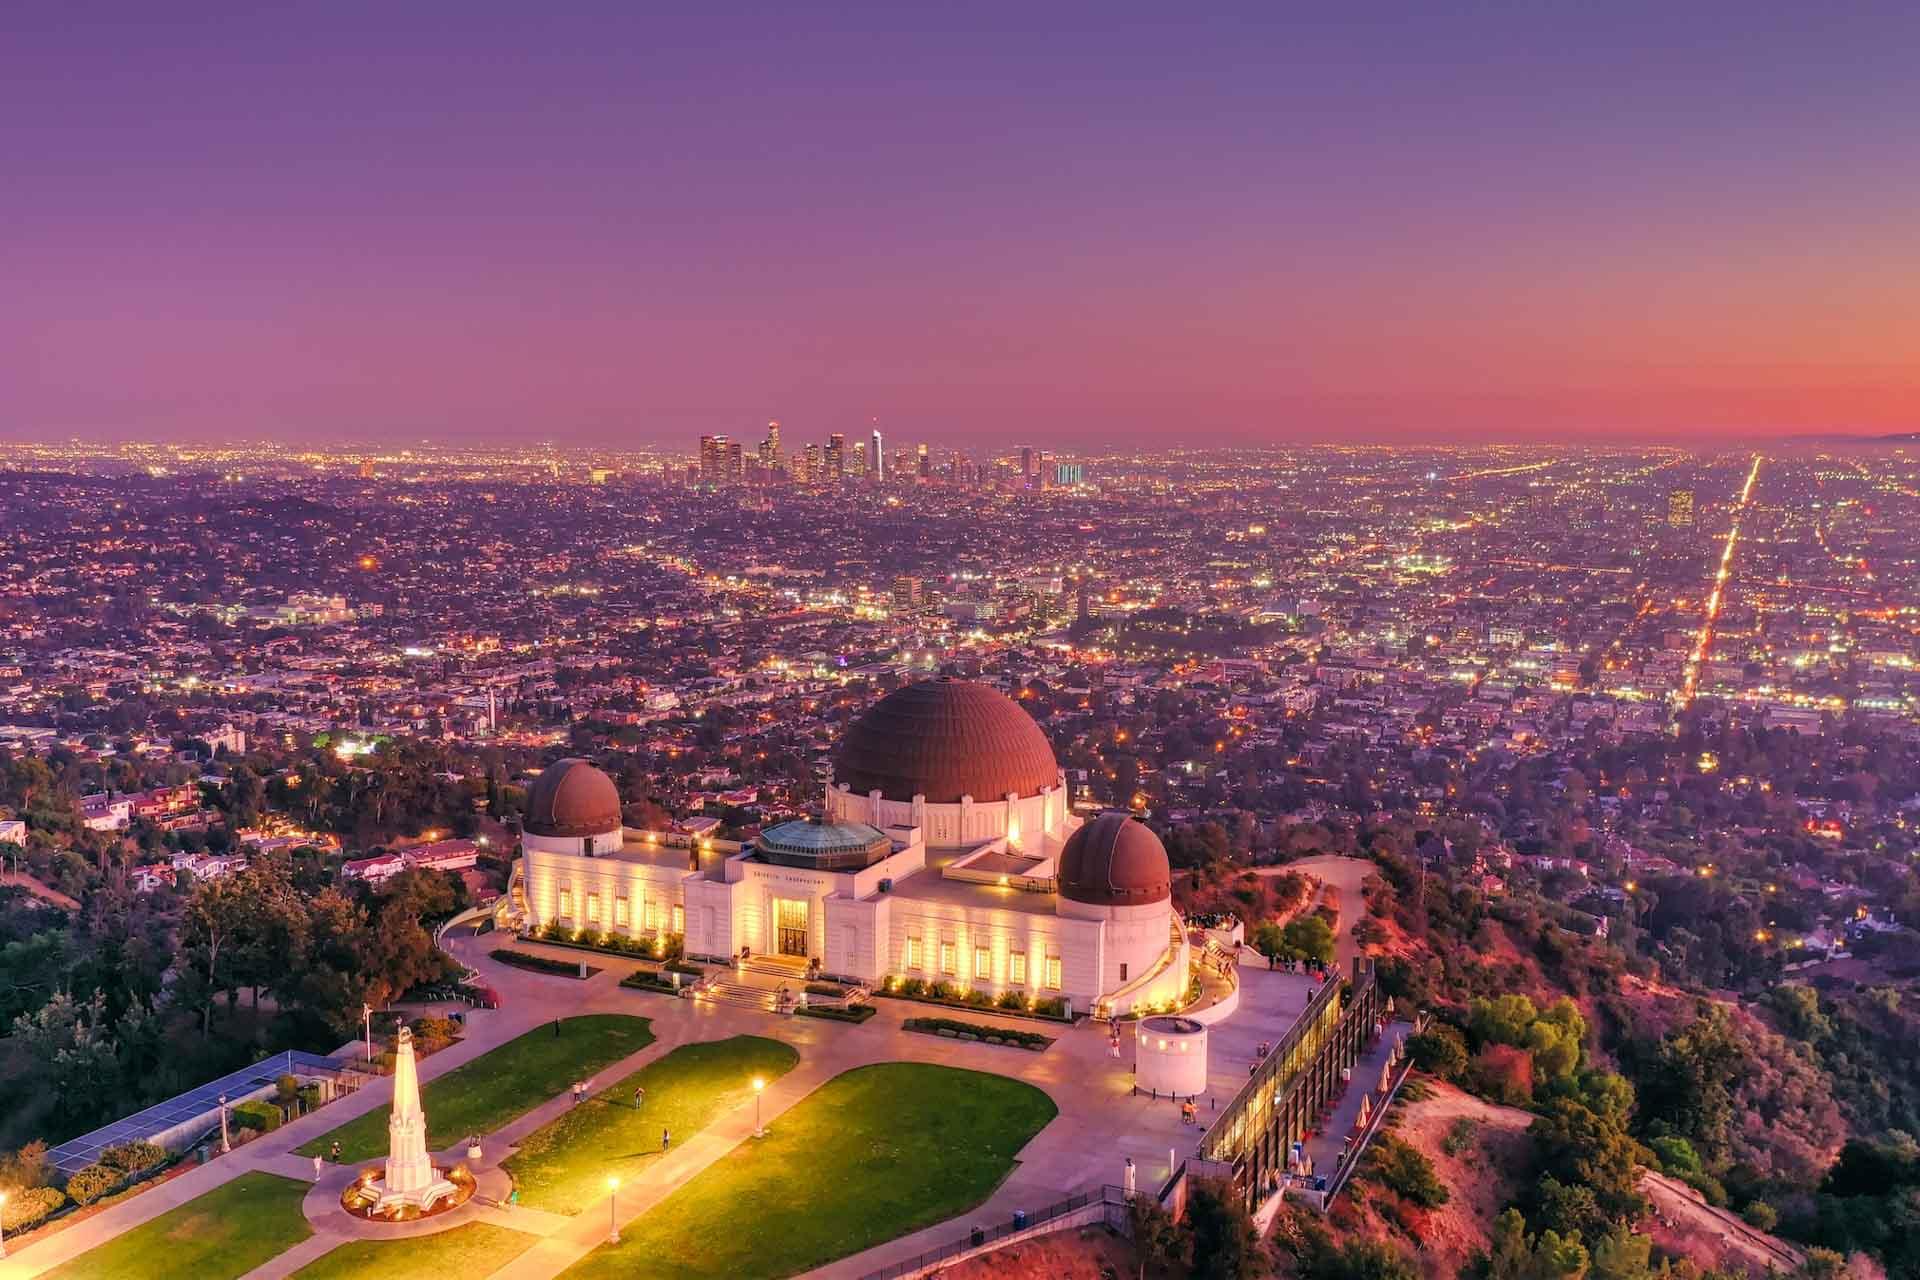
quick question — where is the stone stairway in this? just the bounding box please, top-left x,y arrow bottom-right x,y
740,954 -> 809,981
701,980 -> 780,1011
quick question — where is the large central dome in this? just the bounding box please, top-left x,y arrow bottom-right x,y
523,758 -> 623,838
833,678 -> 1059,804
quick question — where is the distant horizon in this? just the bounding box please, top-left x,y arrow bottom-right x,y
0,425 -> 1910,457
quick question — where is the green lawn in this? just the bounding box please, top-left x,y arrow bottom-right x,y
299,1014 -> 654,1161
558,1062 -> 1057,1280
290,1222 -> 537,1279
40,1172 -> 311,1280
503,1035 -> 800,1214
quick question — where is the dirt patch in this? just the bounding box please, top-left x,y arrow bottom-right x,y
1641,1170 -> 1802,1276
1370,1081 -> 1535,1276
937,1224 -> 1132,1279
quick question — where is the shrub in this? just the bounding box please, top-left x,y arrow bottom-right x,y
65,1163 -> 123,1205
1033,996 -> 1069,1018
0,1185 -> 65,1232
903,1016 -> 1053,1050
1741,1200 -> 1779,1231
1370,1137 -> 1449,1208
665,959 -> 704,976
1441,1117 -> 1476,1157
99,1141 -> 166,1174
490,948 -> 590,977
799,1004 -> 878,1024
232,1100 -> 282,1132
1407,1025 -> 1468,1080
411,1016 -> 459,1052
276,1074 -> 300,1104
0,1140 -> 52,1190
996,989 -> 1026,1010
896,977 -> 927,997
931,981 -> 964,1001
1469,1043 -> 1535,1105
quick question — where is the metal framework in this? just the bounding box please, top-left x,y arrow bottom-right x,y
1193,955 -> 1387,1204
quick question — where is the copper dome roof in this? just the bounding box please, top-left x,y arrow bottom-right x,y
1057,812 -> 1172,906
524,758 -> 623,838
833,678 -> 1059,804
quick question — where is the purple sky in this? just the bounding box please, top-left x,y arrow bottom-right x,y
6,2 -> 1919,447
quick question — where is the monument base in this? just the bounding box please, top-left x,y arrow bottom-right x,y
342,1164 -> 476,1221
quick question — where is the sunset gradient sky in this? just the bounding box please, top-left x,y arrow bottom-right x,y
6,1 -> 1919,447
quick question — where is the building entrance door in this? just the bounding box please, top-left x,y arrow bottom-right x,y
774,898 -> 809,957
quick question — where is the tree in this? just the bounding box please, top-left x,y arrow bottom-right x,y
1129,1194 -> 1189,1279
1282,915 -> 1337,966
1186,1178 -> 1263,1280
1252,922 -> 1288,965
1407,1024 -> 1469,1079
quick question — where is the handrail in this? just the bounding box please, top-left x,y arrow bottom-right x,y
857,1184 -> 1129,1279
1196,972 -> 1346,1162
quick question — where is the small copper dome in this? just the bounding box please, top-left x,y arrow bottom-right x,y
1057,812 -> 1171,906
523,758 -> 623,838
833,678 -> 1059,804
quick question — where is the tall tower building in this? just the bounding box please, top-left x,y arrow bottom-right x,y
699,434 -> 733,483
851,440 -> 868,475
1668,489 -> 1695,529
760,420 -> 782,469
826,433 -> 845,479
916,442 -> 929,479
871,426 -> 885,482
803,442 -> 822,483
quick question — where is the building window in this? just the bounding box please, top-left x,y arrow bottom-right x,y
1044,955 -> 1062,990
586,892 -> 601,922
672,904 -> 684,933
905,936 -> 923,970
1009,950 -> 1027,984
1119,963 -> 1129,983
939,942 -> 956,975
615,896 -> 629,927
558,888 -> 574,917
974,946 -> 992,980
644,900 -> 660,931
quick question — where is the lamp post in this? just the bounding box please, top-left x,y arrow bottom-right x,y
1,1189 -> 9,1258
363,1002 -> 374,1064
752,1076 -> 766,1139
605,1176 -> 620,1244
219,1094 -> 231,1153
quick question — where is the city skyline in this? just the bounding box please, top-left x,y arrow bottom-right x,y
8,2 -> 1920,446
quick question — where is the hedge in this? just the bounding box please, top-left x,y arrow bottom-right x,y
878,979 -> 1072,1022
1,1185 -> 65,1232
798,1003 -> 878,1024
65,1163 -> 123,1206
99,1140 -> 167,1173
526,925 -> 685,961
902,1016 -> 1054,1050
490,947 -> 595,978
232,1100 -> 282,1132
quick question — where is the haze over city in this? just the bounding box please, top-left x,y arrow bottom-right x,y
8,1 -> 1920,446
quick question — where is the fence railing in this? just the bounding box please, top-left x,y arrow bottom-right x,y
858,1184 -> 1128,1280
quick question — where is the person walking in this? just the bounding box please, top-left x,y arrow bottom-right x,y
329,1139 -> 342,1163
634,1085 -> 645,1111
662,1128 -> 671,1153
